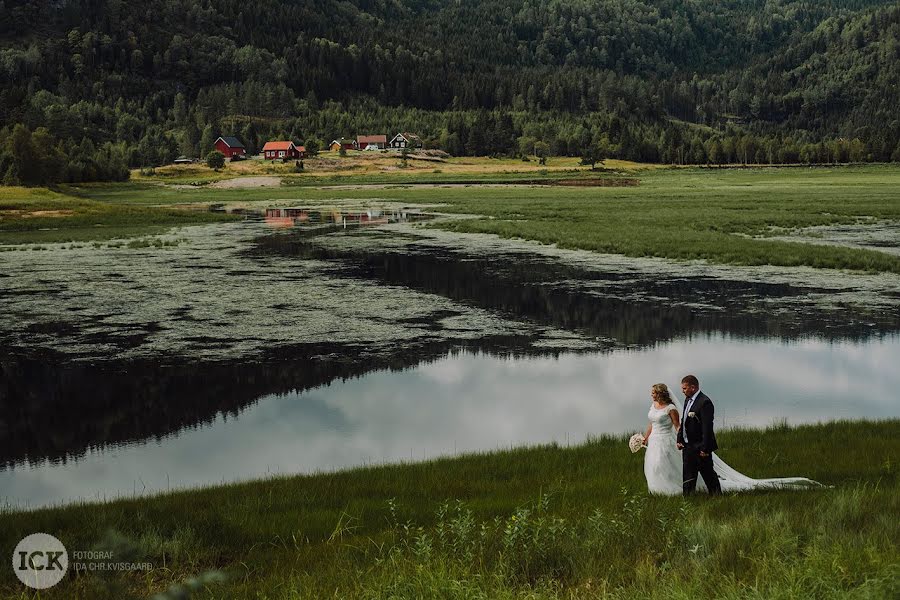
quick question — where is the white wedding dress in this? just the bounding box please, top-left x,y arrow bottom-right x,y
644,400 -> 822,495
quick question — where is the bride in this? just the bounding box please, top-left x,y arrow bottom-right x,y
642,383 -> 821,495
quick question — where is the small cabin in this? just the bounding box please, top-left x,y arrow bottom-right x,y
329,138 -> 359,152
262,141 -> 301,160
214,136 -> 246,158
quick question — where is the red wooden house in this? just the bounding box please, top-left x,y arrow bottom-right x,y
262,141 -> 302,160
357,134 -> 387,150
214,136 -> 246,158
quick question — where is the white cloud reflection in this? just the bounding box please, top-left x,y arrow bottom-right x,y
2,334 -> 898,509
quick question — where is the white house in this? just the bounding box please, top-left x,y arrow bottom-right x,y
389,132 -> 422,149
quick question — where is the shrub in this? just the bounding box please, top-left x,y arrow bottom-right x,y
206,150 -> 225,170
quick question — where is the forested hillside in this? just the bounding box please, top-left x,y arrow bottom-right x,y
1,0 -> 899,183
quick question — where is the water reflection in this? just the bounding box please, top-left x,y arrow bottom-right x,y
2,335 -> 898,509
0,336 -> 538,470
261,207 -> 430,230
255,232 -> 900,342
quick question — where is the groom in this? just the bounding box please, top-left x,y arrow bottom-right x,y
676,374 -> 722,496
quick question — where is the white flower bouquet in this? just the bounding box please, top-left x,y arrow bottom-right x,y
628,433 -> 646,453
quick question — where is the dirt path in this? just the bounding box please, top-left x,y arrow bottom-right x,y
208,176 -> 282,189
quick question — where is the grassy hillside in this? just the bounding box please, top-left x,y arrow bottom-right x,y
1,420 -> 897,598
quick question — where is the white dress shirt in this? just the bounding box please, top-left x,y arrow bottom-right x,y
683,389 -> 701,443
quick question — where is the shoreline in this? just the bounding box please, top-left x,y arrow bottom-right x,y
0,416 -> 890,515
2,418 -> 895,516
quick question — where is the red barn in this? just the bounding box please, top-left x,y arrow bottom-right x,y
262,141 -> 301,160
214,136 -> 246,158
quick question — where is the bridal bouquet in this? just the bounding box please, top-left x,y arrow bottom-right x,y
628,433 -> 646,453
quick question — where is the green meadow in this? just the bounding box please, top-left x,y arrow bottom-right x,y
2,165 -> 900,274
0,420 -> 897,598
0,185 -> 237,245
424,165 -> 900,273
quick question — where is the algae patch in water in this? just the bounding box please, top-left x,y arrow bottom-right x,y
0,221 -> 588,362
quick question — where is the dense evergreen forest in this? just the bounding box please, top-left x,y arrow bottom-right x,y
1,0 -> 899,183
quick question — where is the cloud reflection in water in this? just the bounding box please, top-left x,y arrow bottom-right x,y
2,334 -> 897,509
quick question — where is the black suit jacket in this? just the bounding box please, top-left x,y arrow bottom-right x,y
677,391 -> 718,453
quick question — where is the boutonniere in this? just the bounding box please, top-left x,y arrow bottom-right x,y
688,412 -> 697,418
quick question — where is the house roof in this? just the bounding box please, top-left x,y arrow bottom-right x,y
390,132 -> 421,143
357,135 -> 387,144
217,136 -> 245,148
330,138 -> 355,145
262,141 -> 295,151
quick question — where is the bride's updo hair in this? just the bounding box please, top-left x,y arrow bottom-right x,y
652,383 -> 674,404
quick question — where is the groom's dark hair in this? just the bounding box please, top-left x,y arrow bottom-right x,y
681,374 -> 699,387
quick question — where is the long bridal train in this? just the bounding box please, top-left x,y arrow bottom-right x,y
708,452 -> 824,493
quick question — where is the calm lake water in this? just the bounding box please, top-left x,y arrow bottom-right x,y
2,333 -> 898,509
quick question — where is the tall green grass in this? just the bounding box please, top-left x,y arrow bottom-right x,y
0,420 -> 896,598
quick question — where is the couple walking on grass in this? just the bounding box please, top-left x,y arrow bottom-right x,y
640,375 -> 822,496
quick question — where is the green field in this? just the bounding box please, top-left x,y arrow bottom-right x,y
1,420 -> 897,599
2,165 -> 899,274
0,185 -> 238,245
429,165 -> 900,273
